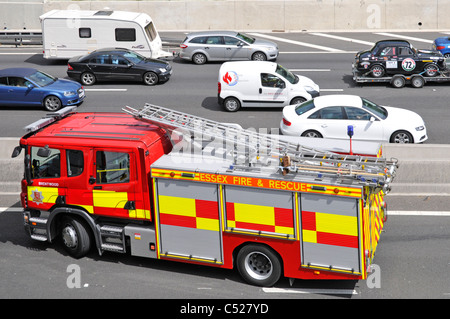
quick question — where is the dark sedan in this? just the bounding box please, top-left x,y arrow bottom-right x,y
354,39 -> 445,78
67,48 -> 172,86
0,68 -> 84,111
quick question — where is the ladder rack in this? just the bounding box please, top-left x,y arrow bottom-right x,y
123,104 -> 398,189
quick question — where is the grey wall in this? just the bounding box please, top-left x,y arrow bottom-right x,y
2,0 -> 450,31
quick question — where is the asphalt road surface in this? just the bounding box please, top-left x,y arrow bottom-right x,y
1,31 -> 450,302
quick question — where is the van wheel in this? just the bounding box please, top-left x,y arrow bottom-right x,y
81,72 -> 96,86
224,97 -> 241,112
290,97 -> 307,105
251,52 -> 267,61
60,216 -> 92,259
143,72 -> 158,86
236,244 -> 282,287
192,53 -> 207,65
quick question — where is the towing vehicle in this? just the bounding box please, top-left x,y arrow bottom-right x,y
12,104 -> 397,286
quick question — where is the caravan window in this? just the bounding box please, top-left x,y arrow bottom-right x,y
79,28 -> 91,38
144,22 -> 158,41
115,28 -> 136,42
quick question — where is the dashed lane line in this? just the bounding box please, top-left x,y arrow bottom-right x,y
249,32 -> 345,53
309,32 -> 374,46
374,32 -> 434,44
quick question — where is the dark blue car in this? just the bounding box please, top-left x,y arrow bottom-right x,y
433,37 -> 450,58
0,68 -> 85,111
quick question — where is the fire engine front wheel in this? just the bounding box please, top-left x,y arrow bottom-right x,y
236,244 -> 282,287
60,216 -> 92,259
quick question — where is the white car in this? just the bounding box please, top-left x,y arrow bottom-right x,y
280,95 -> 427,144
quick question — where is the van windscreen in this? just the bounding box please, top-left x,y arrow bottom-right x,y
275,64 -> 298,84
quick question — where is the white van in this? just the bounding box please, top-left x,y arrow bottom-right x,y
218,61 -> 320,112
40,9 -> 169,59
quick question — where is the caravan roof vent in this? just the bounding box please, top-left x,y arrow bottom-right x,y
94,10 -> 113,16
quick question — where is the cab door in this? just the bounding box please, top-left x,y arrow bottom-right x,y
27,145 -> 66,211
87,149 -> 138,219
259,73 -> 288,106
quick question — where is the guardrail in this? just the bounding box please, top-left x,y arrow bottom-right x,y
0,31 -> 42,47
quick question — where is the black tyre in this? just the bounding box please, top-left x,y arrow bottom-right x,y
390,130 -> 414,143
80,72 -> 96,86
236,244 -> 282,287
424,63 -> 438,77
60,216 -> 92,258
370,65 -> 385,78
301,130 -> 323,138
290,97 -> 307,105
143,71 -> 158,86
192,53 -> 207,65
410,75 -> 425,88
390,75 -> 406,88
223,97 -> 241,112
43,95 -> 62,112
251,51 -> 267,61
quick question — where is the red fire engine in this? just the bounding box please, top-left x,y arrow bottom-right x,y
12,104 -> 397,286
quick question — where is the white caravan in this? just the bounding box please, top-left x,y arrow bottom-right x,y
40,9 -> 169,59
218,61 -> 320,112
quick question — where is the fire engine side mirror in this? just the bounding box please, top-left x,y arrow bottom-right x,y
89,176 -> 96,184
11,145 -> 22,158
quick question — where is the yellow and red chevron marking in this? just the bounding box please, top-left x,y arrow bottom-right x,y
158,195 -> 219,231
226,202 -> 294,236
301,210 -> 359,248
151,168 -> 362,198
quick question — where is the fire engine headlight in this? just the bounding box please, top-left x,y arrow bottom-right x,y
64,91 -> 77,96
415,125 -> 425,131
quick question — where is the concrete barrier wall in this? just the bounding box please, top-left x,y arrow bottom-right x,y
3,0 -> 450,31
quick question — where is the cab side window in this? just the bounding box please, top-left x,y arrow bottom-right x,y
96,151 -> 130,184
261,73 -> 285,88
67,150 -> 84,177
30,147 -> 61,178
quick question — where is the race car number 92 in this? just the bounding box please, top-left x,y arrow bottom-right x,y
402,58 -> 416,71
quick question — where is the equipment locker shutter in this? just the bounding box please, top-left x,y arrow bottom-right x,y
155,179 -> 223,263
300,193 -> 361,274
224,186 -> 295,238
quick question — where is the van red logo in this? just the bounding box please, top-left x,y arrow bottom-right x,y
222,71 -> 238,86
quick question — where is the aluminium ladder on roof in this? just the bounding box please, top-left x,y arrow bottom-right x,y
123,104 -> 397,188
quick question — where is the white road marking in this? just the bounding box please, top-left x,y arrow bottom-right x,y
321,89 -> 344,92
309,32 -> 374,46
249,33 -> 344,52
280,51 -> 357,54
84,89 -> 127,92
263,287 -> 358,295
374,32 -> 433,44
389,211 -> 450,216
290,68 -> 331,72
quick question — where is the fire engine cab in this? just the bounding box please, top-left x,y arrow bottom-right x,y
12,104 -> 397,286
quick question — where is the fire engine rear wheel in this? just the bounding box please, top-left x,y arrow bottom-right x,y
60,216 -> 92,259
236,244 -> 282,287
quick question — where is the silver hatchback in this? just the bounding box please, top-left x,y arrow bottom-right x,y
179,31 -> 279,65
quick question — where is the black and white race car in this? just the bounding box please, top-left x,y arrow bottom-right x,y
354,39 -> 446,78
